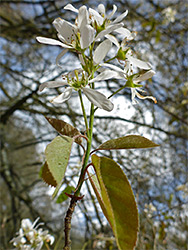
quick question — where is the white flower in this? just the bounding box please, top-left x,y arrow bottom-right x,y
64,4 -> 128,40
162,7 -> 176,23
90,63 -> 156,104
144,203 -> 157,218
88,4 -> 128,40
39,69 -> 114,112
103,37 -> 151,74
10,218 -> 54,250
36,5 -> 95,61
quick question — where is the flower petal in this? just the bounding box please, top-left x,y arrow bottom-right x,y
93,39 -> 112,64
127,56 -> 152,69
50,87 -> 73,104
39,81 -> 67,92
77,6 -> 89,29
112,10 -> 128,24
80,24 -> 95,49
107,5 -> 117,19
89,69 -> 123,83
95,23 -> 123,40
100,63 -> 125,73
64,4 -> 78,13
131,89 -> 157,104
89,7 -> 103,26
105,34 -> 120,48
98,4 -> 105,16
53,18 -> 76,45
56,49 -> 69,67
83,87 -> 114,111
114,27 -> 132,38
21,219 -> 33,230
36,37 -> 68,47
133,70 -> 155,83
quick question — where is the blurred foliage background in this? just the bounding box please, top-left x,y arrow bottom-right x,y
0,0 -> 187,249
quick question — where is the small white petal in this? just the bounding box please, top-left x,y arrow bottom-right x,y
95,23 -> 123,40
127,56 -> 152,69
64,4 -> 78,13
101,63 -> 125,73
115,27 -> 131,38
21,219 -> 33,230
78,6 -> 89,29
53,18 -> 76,45
36,37 -> 66,47
132,89 -> 157,104
89,8 -> 103,26
39,81 -> 67,92
50,87 -> 73,104
80,25 -> 95,49
32,217 -> 40,228
98,4 -> 105,15
89,69 -> 123,83
112,10 -> 128,24
47,235 -> 55,245
93,39 -> 112,64
107,5 -> 117,19
83,87 -> 114,111
56,49 -> 69,67
133,70 -> 156,83
131,88 -> 138,104
105,34 -> 120,48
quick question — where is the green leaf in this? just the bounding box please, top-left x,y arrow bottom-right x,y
94,135 -> 159,151
40,162 -> 57,187
45,117 -> 83,145
45,135 -> 73,197
56,185 -> 75,203
90,154 -> 138,250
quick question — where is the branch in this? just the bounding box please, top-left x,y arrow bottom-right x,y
63,197 -> 77,250
0,88 -> 38,124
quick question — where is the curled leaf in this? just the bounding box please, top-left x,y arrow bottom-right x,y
45,117 -> 83,145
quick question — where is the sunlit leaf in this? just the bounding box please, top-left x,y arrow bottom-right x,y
94,135 -> 159,151
90,154 -> 139,250
40,162 -> 57,187
45,117 -> 83,145
45,135 -> 73,197
56,185 -> 75,203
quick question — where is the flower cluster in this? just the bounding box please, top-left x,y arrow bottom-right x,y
10,218 -> 54,250
37,4 -> 156,111
162,7 -> 176,24
144,203 -> 157,218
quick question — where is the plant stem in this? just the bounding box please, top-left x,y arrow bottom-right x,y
63,85 -> 95,250
78,90 -> 89,134
63,197 -> 78,250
